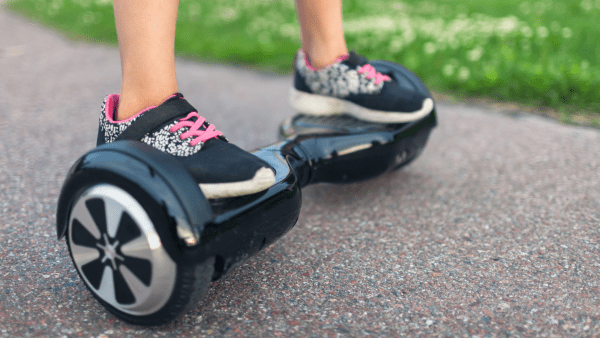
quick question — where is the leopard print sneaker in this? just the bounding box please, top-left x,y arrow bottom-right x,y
97,93 -> 275,199
290,50 -> 434,123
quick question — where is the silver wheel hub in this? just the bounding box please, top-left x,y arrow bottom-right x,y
68,184 -> 177,316
97,234 -> 124,270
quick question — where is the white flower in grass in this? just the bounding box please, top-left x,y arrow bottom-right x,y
82,11 -> 95,25
391,2 -> 406,11
458,67 -> 470,81
562,27 -> 573,39
497,16 -> 519,36
519,2 -> 531,15
52,0 -> 63,8
248,17 -> 268,34
188,3 -> 201,19
402,25 -> 417,45
423,42 -> 437,55
528,64 -> 543,75
478,21 -> 495,38
95,0 -> 111,6
73,0 -> 91,8
344,16 -> 397,34
375,17 -> 396,31
521,26 -> 533,38
581,0 -> 593,12
537,26 -> 549,39
449,38 -> 460,50
420,18 -> 445,37
389,38 -> 404,53
555,2 -> 567,14
582,60 -> 590,69
221,7 -> 238,22
467,46 -> 484,62
581,60 -> 590,76
443,64 -> 455,77
280,24 -> 299,39
47,0 -> 62,15
534,2 -> 546,14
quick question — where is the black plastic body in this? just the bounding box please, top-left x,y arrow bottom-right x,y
200,110 -> 435,280
184,110 -> 436,280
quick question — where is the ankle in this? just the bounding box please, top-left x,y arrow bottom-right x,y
115,92 -> 177,121
115,97 -> 151,121
303,45 -> 348,70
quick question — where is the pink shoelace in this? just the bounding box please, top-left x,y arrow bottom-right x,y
170,112 -> 223,146
358,64 -> 391,85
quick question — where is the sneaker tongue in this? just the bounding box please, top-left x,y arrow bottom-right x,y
342,51 -> 369,67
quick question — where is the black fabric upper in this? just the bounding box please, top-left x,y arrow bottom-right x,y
176,138 -> 269,184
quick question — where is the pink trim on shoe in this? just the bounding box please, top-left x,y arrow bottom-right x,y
358,64 -> 391,85
104,93 -> 179,123
304,52 -> 349,71
170,112 -> 223,146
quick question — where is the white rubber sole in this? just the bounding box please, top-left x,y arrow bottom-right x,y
199,167 -> 276,199
289,87 -> 434,123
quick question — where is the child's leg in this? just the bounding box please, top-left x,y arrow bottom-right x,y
113,0 -> 179,120
99,0 -> 276,198
295,0 -> 348,70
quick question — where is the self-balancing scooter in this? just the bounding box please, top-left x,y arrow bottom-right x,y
56,61 -> 437,325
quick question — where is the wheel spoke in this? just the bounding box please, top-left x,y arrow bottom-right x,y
85,198 -> 107,236
116,212 -> 142,245
120,265 -> 151,304
81,258 -> 106,290
120,236 -> 151,261
113,268 -> 136,304
71,200 -> 101,240
71,219 -> 100,248
97,266 -> 117,304
71,242 -> 100,266
122,256 -> 152,286
103,197 -> 125,239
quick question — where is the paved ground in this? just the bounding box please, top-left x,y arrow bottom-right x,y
2,6 -> 600,338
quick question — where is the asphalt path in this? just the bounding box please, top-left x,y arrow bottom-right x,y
1,6 -> 600,337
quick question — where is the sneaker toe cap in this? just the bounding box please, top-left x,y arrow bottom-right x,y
178,138 -> 275,185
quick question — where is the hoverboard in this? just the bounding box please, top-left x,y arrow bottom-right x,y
55,61 -> 437,325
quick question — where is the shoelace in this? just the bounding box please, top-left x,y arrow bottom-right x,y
170,111 -> 223,146
357,64 -> 391,85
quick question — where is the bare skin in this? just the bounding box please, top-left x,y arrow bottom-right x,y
113,0 -> 349,120
295,0 -> 349,70
113,0 -> 179,120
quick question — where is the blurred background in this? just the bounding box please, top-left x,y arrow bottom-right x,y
7,0 -> 599,125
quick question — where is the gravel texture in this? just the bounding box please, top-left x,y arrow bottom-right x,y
2,6 -> 600,338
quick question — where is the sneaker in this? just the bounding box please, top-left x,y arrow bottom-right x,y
290,50 -> 434,123
97,93 -> 276,199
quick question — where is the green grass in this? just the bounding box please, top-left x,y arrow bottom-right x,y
7,0 -> 600,117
